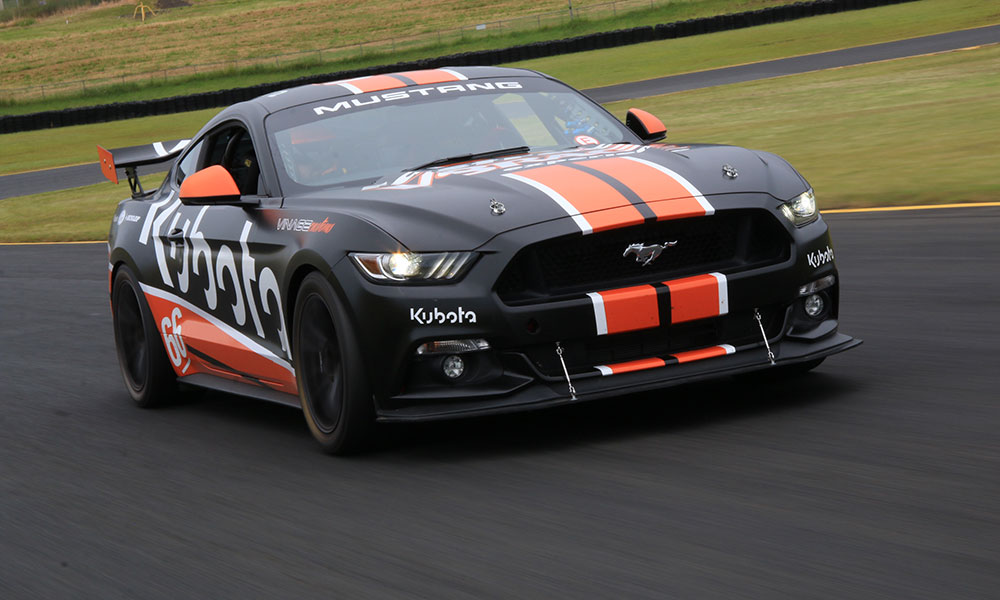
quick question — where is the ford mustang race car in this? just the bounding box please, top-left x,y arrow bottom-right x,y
103,66 -> 860,453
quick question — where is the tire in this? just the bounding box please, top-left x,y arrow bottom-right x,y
292,272 -> 373,454
111,265 -> 177,407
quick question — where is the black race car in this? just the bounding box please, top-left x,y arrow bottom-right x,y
103,66 -> 860,453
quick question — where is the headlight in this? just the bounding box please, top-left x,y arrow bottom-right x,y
780,189 -> 819,227
351,251 -> 477,282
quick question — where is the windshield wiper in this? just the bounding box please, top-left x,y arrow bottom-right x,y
408,146 -> 530,171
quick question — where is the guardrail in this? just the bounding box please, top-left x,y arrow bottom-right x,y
0,0 -> 916,134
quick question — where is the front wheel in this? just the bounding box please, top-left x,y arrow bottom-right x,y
292,272 -> 373,454
111,265 -> 177,407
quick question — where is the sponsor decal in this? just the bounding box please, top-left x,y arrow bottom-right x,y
160,306 -> 191,374
410,306 -> 478,325
276,217 -> 334,233
575,135 -> 599,146
138,202 -> 291,359
806,245 -> 835,269
313,81 -> 523,116
116,212 -> 142,225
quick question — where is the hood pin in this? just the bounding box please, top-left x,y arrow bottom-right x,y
722,164 -> 739,179
490,198 -> 506,216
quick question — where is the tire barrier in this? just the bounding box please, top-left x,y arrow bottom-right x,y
0,0 -> 916,134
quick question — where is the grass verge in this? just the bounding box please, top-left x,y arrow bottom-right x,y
0,0 -> 793,112
509,0 -> 1000,88
3,44 -> 997,242
1,0 -> 995,176
604,44 -> 1000,208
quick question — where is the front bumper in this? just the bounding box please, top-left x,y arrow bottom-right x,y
377,329 -> 861,422
331,201 -> 859,422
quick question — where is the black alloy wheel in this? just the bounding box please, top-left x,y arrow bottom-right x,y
292,272 -> 373,454
111,265 -> 177,407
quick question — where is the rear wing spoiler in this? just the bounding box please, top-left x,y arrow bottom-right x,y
97,139 -> 190,198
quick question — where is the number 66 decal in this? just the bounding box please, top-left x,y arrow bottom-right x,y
161,307 -> 191,374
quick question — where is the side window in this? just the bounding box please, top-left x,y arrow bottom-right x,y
175,139 -> 205,185
205,126 -> 264,197
176,125 -> 266,197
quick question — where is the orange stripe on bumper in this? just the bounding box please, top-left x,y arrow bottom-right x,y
589,285 -> 659,335
597,357 -> 667,376
671,344 -> 735,364
582,157 -> 712,220
664,272 -> 728,324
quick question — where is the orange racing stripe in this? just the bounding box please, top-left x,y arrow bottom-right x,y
588,285 -> 659,335
581,156 -> 713,220
143,290 -> 297,394
671,344 -> 735,364
512,164 -> 644,234
596,357 -> 667,376
664,272 -> 728,324
337,74 -> 408,93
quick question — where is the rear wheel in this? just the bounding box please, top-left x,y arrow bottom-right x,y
292,272 -> 373,454
111,265 -> 177,407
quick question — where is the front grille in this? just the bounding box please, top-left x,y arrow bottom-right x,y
515,306 -> 784,377
496,210 -> 789,304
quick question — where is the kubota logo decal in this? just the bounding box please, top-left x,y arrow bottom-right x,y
806,245 -> 835,269
410,306 -> 478,325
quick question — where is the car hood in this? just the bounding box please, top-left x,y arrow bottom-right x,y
292,143 -> 809,250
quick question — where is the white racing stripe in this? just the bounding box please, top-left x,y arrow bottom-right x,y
709,272 -> 729,316
586,292 -> 608,336
338,81 -> 364,94
439,68 -> 468,81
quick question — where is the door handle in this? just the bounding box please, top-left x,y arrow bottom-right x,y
167,228 -> 185,240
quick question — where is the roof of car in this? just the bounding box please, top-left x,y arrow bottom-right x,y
251,66 -> 548,114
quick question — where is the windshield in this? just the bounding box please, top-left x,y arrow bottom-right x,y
266,77 -> 635,191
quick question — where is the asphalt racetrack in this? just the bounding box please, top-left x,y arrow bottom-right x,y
2,24 -> 997,200
2,207 -> 998,598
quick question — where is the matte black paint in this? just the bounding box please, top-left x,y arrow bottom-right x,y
107,67 -> 859,420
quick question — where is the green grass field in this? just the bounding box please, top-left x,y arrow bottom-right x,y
509,0 -> 1000,87
0,0 -> 794,112
3,43 -> 997,243
2,0 -> 995,177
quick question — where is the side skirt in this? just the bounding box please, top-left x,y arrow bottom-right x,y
179,373 -> 301,409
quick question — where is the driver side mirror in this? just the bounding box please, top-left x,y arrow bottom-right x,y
179,165 -> 258,206
626,108 -> 667,142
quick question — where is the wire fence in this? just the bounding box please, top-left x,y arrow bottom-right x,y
2,0 -> 663,103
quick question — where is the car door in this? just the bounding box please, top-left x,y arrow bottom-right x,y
148,121 -> 297,396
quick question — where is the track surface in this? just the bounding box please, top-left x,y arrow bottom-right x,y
2,208 -> 998,598
2,24 -> 997,200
